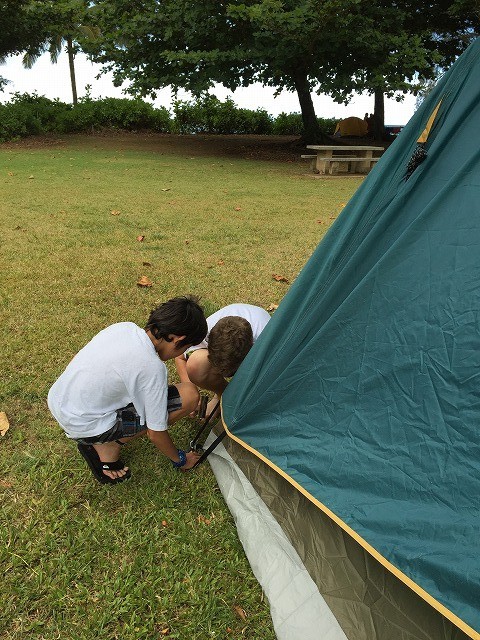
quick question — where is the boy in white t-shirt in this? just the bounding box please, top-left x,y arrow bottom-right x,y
175,303 -> 270,418
48,296 -> 208,485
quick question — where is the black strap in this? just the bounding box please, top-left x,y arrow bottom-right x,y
189,400 -> 220,450
188,429 -> 227,470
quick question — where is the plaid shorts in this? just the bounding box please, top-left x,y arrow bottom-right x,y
75,385 -> 182,445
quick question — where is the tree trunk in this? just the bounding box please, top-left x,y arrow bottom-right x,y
67,37 -> 78,106
373,89 -> 385,141
293,70 -> 330,144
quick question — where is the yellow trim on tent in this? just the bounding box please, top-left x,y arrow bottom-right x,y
417,99 -> 443,143
222,414 -> 480,640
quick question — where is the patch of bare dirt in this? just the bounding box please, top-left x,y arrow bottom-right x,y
1,131 -> 305,162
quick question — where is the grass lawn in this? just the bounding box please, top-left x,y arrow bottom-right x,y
0,133 -> 363,640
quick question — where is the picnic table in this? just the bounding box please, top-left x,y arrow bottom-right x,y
303,145 -> 384,175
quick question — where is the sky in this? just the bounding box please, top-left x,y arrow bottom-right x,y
1,51 -> 418,126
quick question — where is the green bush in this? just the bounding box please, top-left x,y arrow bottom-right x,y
150,106 -> 173,132
172,95 -> 221,133
272,112 -> 304,135
237,107 -> 273,134
318,117 -> 337,136
0,91 -> 336,142
61,97 -> 173,132
10,92 -> 68,128
272,113 -> 337,136
87,97 -> 169,130
0,102 -> 37,141
0,94 -> 173,140
172,97 -> 206,133
172,95 -> 273,134
0,93 -> 69,141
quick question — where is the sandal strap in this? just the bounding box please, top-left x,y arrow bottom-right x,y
100,459 -> 126,471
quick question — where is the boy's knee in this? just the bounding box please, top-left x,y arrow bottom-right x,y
185,358 -> 197,380
180,382 -> 200,414
186,354 -> 210,386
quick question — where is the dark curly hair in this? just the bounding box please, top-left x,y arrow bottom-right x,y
145,295 -> 207,347
207,316 -> 254,377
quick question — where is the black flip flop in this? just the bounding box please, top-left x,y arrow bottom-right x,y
77,443 -> 131,485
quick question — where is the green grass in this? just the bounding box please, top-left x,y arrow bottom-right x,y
0,134 -> 362,640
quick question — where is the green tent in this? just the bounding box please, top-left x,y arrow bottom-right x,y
215,38 -> 480,640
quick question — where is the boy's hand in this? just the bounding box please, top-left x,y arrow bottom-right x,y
182,450 -> 201,470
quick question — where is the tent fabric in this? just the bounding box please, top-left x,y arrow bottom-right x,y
219,432 -> 470,640
222,38 -> 480,639
205,433 -> 348,640
334,116 -> 368,137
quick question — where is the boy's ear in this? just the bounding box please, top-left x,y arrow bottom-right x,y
171,334 -> 187,347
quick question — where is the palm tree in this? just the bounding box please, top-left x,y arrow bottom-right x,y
22,1 -> 99,105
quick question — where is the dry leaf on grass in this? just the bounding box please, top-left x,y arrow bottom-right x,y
111,209 -> 121,216
28,175 -> 34,179
136,235 -> 145,242
266,303 -> 278,312
161,188 -> 171,192
272,274 -> 289,283
160,627 -> 170,635
0,412 -> 10,437
217,260 -> 225,266
234,605 -> 247,621
8,171 -> 14,176
137,275 -> 153,287
234,207 -> 242,211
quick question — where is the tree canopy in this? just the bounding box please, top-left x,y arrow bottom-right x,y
0,1 -> 40,59
3,1 -> 477,140
86,0 -> 478,142
0,0 -> 48,89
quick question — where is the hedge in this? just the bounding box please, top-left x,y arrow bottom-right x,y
0,92 -> 337,142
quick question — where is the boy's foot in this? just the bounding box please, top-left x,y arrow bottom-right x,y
93,440 -> 130,481
77,443 -> 131,485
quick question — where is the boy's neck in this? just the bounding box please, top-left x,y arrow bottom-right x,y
146,329 -> 163,358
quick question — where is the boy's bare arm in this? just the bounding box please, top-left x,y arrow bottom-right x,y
174,355 -> 191,384
147,427 -> 199,469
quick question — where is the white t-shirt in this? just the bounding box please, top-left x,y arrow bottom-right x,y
187,304 -> 270,353
47,322 -> 169,439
